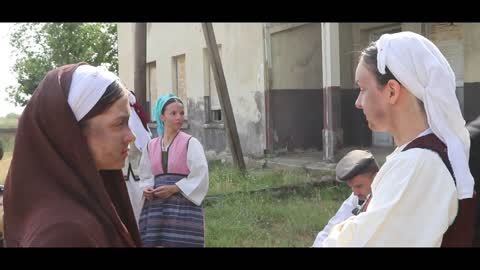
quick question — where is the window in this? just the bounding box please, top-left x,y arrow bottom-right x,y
203,46 -> 223,124
146,61 -> 157,120
172,54 -> 188,118
428,23 -> 464,87
211,109 -> 222,122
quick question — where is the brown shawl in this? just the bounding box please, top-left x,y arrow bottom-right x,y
3,63 -> 141,247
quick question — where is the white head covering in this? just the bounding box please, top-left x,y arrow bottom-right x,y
68,65 -> 119,121
376,31 -> 473,199
127,92 -> 152,151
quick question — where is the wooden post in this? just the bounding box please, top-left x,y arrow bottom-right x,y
134,23 -> 147,114
201,23 -> 246,173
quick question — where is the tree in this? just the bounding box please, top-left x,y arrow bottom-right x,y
7,23 -> 118,106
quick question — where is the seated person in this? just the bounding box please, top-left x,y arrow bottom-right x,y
313,150 -> 378,247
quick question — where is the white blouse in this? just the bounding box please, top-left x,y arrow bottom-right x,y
312,193 -> 359,247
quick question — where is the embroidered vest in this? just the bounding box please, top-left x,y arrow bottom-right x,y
148,131 -> 192,176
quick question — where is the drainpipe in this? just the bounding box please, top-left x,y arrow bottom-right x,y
321,23 -> 340,162
263,23 -> 274,155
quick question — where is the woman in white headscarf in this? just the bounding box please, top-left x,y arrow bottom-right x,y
323,32 -> 476,247
3,63 -> 141,247
124,91 -> 152,224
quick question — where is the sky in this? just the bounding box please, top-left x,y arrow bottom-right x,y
0,23 -> 24,117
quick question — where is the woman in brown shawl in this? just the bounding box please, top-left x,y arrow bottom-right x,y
3,63 -> 141,247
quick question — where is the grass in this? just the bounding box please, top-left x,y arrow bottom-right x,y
208,160 -> 335,196
0,134 -> 15,153
204,160 -> 350,247
0,118 -> 18,129
0,152 -> 12,185
205,181 -> 351,247
0,134 -> 15,185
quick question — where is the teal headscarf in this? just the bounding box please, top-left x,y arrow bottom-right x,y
153,93 -> 180,136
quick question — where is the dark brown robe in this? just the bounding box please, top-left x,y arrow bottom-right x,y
3,63 -> 141,247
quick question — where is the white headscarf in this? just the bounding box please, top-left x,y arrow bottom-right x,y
128,93 -> 151,151
376,31 -> 473,199
68,64 -> 119,121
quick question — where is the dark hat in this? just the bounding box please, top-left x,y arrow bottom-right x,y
336,150 -> 378,181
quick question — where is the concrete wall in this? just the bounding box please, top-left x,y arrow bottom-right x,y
426,23 -> 465,115
119,23 -> 266,157
117,23 -> 135,91
463,23 -> 480,122
402,23 -> 424,34
339,23 -> 354,90
270,23 -> 323,90
336,23 -> 370,147
268,23 -> 324,151
266,23 -> 369,150
464,23 -> 480,83
351,23 -> 404,72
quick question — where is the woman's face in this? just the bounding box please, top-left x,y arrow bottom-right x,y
81,94 -> 135,170
354,59 -> 391,132
161,101 -> 185,132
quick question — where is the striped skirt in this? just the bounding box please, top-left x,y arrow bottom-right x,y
139,174 -> 205,247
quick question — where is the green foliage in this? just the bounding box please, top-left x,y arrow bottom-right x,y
7,23 -> 118,106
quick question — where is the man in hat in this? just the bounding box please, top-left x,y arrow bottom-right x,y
313,150 -> 378,247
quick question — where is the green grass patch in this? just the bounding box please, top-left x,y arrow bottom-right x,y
0,133 -> 15,184
0,152 -> 12,185
205,181 -> 351,247
0,118 -> 18,129
0,134 -> 15,153
208,161 -> 334,196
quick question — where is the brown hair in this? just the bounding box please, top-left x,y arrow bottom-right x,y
360,42 -> 399,87
161,98 -> 183,115
360,160 -> 379,178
